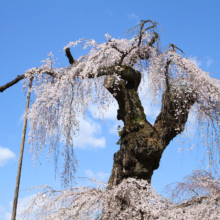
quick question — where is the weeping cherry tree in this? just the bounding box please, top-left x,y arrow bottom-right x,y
1,20 -> 220,219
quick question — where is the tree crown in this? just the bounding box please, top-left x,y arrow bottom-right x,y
11,20 -> 220,185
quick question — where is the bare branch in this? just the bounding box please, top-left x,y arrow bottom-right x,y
137,20 -> 160,47
110,44 -> 124,55
164,60 -> 171,92
65,47 -> 75,64
0,69 -> 55,93
167,43 -> 186,57
117,20 -> 160,65
148,32 -> 159,47
137,32 -> 159,60
0,74 -> 25,93
173,196 -> 208,209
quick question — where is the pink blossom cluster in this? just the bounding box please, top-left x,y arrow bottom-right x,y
20,171 -> 220,219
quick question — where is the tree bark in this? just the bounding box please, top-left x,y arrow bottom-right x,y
103,66 -> 197,188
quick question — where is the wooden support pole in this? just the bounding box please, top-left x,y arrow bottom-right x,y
11,77 -> 33,220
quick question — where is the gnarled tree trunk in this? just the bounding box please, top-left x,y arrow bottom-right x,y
100,65 -> 196,219
103,65 -> 196,188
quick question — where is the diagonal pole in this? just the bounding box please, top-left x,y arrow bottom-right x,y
11,77 -> 33,220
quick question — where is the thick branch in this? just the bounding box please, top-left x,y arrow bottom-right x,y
88,65 -> 141,91
169,196 -> 210,210
148,32 -> 159,47
138,24 -> 156,47
0,69 -> 55,93
164,60 -> 171,92
65,47 -> 75,65
133,20 -> 159,47
0,74 -> 25,92
153,87 -> 197,147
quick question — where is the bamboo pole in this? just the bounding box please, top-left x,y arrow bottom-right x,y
11,77 -> 33,220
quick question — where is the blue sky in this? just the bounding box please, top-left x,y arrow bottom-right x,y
0,0 -> 220,219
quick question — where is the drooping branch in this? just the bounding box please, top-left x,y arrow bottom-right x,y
138,23 -> 156,47
167,43 -> 186,57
